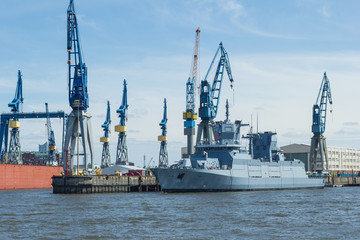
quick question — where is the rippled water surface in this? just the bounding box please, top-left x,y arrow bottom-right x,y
0,187 -> 359,239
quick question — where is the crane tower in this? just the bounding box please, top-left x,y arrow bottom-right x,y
183,28 -> 200,157
64,0 -> 94,172
115,80 -> 128,165
100,101 -> 111,168
45,103 -> 57,165
196,42 -> 234,146
158,98 -> 168,167
7,70 -> 24,164
309,72 -> 333,173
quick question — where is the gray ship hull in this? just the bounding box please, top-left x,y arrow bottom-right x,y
151,161 -> 325,192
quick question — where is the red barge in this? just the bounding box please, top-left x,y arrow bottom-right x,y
0,164 -> 63,190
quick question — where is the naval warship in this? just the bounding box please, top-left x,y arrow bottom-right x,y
151,102 -> 325,192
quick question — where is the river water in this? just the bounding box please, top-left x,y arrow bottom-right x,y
0,187 -> 359,239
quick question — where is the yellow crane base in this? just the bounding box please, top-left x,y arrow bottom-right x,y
100,137 -> 110,143
158,135 -> 167,142
183,112 -> 198,120
9,120 -> 20,128
48,146 -> 56,151
115,125 -> 126,133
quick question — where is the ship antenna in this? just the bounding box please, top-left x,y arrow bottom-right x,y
225,99 -> 229,122
250,114 -> 253,134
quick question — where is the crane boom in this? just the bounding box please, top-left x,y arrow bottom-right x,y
191,28 -> 200,90
117,80 -> 128,126
102,101 -> 111,138
185,28 -> 200,115
67,0 -> 88,110
312,72 -> 333,135
8,70 -> 23,113
199,42 -> 234,121
159,98 -> 167,136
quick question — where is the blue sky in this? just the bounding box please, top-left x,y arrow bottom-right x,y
1,0 -> 360,167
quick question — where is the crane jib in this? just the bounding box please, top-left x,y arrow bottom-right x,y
312,72 -> 333,135
67,0 -> 88,111
199,42 -> 234,121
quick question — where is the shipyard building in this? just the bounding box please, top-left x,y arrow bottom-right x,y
281,144 -> 360,172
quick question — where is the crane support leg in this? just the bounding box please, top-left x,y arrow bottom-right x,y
8,128 -> 22,164
0,119 -> 9,162
116,132 -> 128,165
159,141 -> 168,168
183,127 -> 195,158
309,134 -> 328,172
64,110 -> 94,172
196,121 -> 214,145
101,142 -> 111,168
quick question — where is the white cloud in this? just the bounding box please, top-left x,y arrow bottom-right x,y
343,122 -> 359,126
76,14 -> 99,30
221,0 -> 246,18
335,127 -> 360,136
319,5 -> 330,17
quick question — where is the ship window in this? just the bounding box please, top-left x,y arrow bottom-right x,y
225,127 -> 232,132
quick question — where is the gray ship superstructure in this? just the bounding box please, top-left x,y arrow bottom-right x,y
151,108 -> 325,192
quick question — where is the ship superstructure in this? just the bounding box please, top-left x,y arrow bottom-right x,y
151,104 -> 325,192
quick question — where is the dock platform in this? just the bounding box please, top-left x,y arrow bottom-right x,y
52,175 -> 160,194
326,175 -> 360,187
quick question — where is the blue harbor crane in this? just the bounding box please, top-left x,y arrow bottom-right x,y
100,101 -> 111,168
183,28 -> 200,158
115,80 -> 128,165
0,72 -> 66,164
310,72 -> 333,172
158,98 -> 168,168
64,0 -> 94,173
45,103 -> 57,165
196,42 -> 234,145
6,70 -> 24,164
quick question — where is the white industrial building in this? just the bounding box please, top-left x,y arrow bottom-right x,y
281,144 -> 360,172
